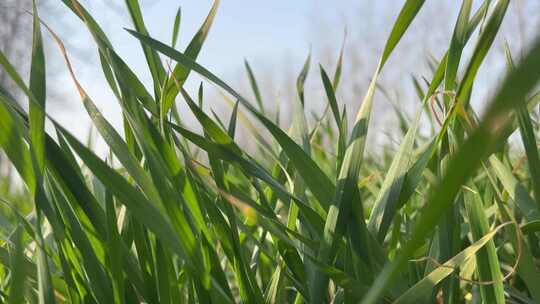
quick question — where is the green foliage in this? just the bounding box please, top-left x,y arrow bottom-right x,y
1,0 -> 540,303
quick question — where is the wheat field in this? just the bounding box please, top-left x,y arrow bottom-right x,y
0,0 -> 540,303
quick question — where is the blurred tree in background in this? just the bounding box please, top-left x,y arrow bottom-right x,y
227,1 -> 539,154
0,0 -> 49,213
0,0 -> 62,100
0,0 -> 120,183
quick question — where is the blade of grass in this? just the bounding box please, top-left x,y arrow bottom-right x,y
244,59 -> 264,114
463,184 -> 504,304
172,7 -> 182,47
393,222 -> 508,304
312,1 -> 426,299
7,226 -> 26,304
162,0 -> 220,113
127,29 -> 337,210
362,35 -> 540,304
124,0 -> 166,98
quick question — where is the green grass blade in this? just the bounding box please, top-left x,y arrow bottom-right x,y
28,1 -> 47,172
367,107 -> 421,241
172,7 -> 182,47
244,59 -> 265,114
56,126 -> 184,257
312,0 -> 426,299
7,226 -> 26,304
505,41 -> 540,210
455,0 -> 509,108
464,185 -> 504,303
168,121 -> 325,232
362,35 -> 540,304
162,0 -> 220,113
444,0 -> 472,94
515,94 -> 540,211
124,0 -> 166,98
393,223 -> 507,304
320,65 -> 341,135
127,29 -> 336,210
379,0 -> 426,69
333,31 -> 346,90
296,51 -> 311,106
489,155 -> 540,221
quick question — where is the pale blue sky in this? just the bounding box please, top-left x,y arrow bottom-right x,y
40,0 -> 538,153
46,0 -> 378,147
47,1 -> 327,140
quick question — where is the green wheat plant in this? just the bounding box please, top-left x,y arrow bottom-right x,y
1,0 -> 540,303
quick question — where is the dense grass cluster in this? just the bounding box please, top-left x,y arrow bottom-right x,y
1,0 -> 540,303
